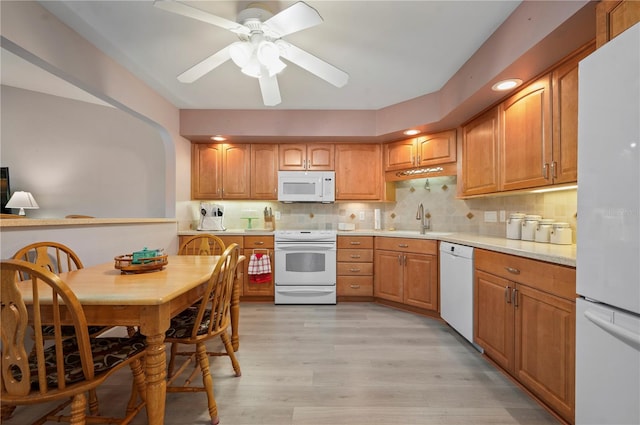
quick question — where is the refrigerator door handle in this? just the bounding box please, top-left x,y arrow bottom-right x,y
584,310 -> 640,351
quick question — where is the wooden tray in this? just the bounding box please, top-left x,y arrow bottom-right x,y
114,254 -> 168,274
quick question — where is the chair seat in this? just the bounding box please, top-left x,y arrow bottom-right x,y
28,336 -> 146,389
166,306 -> 216,339
41,324 -> 109,338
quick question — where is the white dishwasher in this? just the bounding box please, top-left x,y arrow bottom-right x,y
440,242 -> 479,350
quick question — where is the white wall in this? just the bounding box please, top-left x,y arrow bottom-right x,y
1,86 -> 166,218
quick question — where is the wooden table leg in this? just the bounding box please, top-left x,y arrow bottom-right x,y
230,267 -> 241,351
143,333 -> 167,425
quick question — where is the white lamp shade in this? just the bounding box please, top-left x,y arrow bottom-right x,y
6,191 -> 39,215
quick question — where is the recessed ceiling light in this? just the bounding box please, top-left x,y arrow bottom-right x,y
404,129 -> 420,136
491,79 -> 522,91
211,135 -> 226,142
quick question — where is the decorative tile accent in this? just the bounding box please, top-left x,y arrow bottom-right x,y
442,184 -> 448,191
350,213 -> 356,219
466,212 -> 474,219
390,213 -> 396,219
409,186 -> 415,192
310,213 -> 314,219
425,212 -> 431,219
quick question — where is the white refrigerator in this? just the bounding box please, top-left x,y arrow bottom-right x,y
575,23 -> 640,425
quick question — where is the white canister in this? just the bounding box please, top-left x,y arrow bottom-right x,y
506,213 -> 526,239
550,222 -> 573,245
534,219 -> 555,243
521,215 -> 542,241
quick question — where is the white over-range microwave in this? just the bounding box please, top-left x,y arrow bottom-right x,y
277,171 -> 335,203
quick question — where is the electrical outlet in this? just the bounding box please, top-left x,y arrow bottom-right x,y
484,211 -> 498,223
499,210 -> 506,222
274,211 -> 281,220
359,211 -> 365,221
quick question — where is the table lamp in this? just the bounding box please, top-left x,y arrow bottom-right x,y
6,191 -> 39,216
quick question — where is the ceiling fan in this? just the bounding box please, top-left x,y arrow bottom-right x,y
154,0 -> 349,106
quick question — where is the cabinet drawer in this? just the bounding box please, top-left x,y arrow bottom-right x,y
219,236 -> 244,248
337,262 -> 373,276
475,249 -> 575,300
375,237 -> 437,255
337,249 -> 373,262
337,276 -> 373,296
244,236 -> 274,249
338,236 -> 374,249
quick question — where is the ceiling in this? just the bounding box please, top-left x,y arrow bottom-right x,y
30,0 -> 523,111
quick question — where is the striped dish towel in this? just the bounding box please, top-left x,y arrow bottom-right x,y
248,253 -> 272,283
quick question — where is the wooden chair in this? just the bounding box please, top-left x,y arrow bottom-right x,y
164,243 -> 242,425
11,241 -> 134,416
178,234 -> 226,256
170,234 -> 240,377
0,259 -> 147,424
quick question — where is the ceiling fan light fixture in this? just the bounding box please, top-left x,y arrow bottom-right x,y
229,41 -> 252,68
257,41 -> 287,76
241,56 -> 262,78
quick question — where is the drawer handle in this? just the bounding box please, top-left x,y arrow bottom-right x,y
505,286 -> 511,304
254,241 -> 265,245
349,284 -> 361,289
398,244 -> 409,248
350,254 -> 361,259
505,266 -> 520,275
349,268 -> 361,272
349,241 -> 361,245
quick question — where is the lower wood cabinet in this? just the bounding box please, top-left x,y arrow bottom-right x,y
474,249 -> 575,424
374,237 -> 438,312
337,236 -> 374,298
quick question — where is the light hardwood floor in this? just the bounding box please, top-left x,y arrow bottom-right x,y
6,303 -> 560,425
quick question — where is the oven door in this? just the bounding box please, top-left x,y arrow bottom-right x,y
275,244 -> 336,286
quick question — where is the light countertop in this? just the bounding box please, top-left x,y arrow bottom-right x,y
179,228 -> 576,267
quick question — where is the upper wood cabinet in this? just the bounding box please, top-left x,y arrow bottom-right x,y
334,144 -> 383,201
192,144 -> 223,199
221,144 -> 251,199
278,143 -> 334,170
459,107 -> 500,197
500,75 -> 553,191
250,144 -> 278,199
384,130 -> 456,171
596,0 -> 640,48
551,43 -> 595,185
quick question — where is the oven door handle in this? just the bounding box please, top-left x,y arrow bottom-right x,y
275,244 -> 336,251
276,288 -> 335,294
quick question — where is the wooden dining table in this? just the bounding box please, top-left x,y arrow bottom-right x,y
18,254 -> 242,425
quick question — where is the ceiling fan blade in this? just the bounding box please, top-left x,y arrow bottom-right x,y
264,2 -> 323,37
259,73 -> 282,106
154,0 -> 249,35
178,46 -> 231,83
279,42 -> 349,88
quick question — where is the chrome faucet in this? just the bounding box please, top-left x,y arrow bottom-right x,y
416,203 -> 431,234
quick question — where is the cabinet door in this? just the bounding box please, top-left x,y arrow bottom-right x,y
191,144 -> 222,199
335,144 -> 382,200
222,144 -> 250,199
474,269 -> 514,372
251,144 -> 278,199
460,107 -> 500,196
514,284 -> 575,423
384,139 -> 415,171
373,250 -> 403,302
403,253 -> 438,311
501,75 -> 552,191
243,248 -> 274,296
552,44 -> 594,185
596,0 -> 640,48
278,144 -> 306,170
416,130 -> 456,167
306,144 -> 334,170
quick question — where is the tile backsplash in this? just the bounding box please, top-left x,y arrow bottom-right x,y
179,176 -> 577,241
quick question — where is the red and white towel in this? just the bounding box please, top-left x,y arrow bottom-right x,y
248,253 -> 272,283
